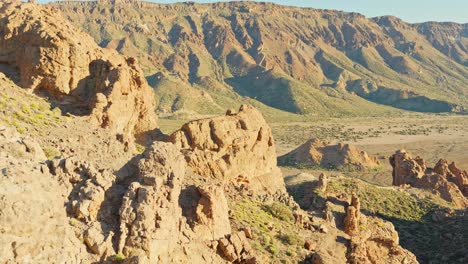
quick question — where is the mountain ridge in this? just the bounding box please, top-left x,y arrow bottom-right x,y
49,0 -> 468,117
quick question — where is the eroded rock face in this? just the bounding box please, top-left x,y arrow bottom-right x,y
117,141 -> 248,263
278,138 -> 380,171
348,216 -> 419,264
194,185 -> 232,240
389,150 -> 426,186
169,104 -> 285,194
118,142 -> 186,261
343,194 -> 419,264
390,150 -> 468,207
344,193 -> 360,236
435,159 -> 468,196
0,126 -> 94,263
0,1 -> 157,142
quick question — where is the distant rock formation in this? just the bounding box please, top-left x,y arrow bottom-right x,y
343,194 -> 419,264
278,138 -> 380,171
390,150 -> 468,207
0,1 -> 157,142
169,104 -> 285,194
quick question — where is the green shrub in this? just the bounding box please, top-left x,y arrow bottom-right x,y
267,243 -> 279,255
42,146 -> 61,160
262,202 -> 294,222
114,253 -> 126,261
277,232 -> 303,246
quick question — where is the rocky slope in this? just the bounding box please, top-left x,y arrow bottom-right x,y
0,0 -> 157,143
278,138 -> 381,171
1,1 -> 465,264
51,1 -> 468,117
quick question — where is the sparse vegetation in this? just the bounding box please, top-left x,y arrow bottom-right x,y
42,146 -> 61,160
230,199 -> 306,262
114,253 -> 126,261
262,202 -> 294,222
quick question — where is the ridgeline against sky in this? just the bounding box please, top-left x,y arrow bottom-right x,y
38,0 -> 468,23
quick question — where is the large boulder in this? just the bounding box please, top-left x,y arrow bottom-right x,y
169,104 -> 285,194
278,138 -> 380,171
0,1 -> 157,142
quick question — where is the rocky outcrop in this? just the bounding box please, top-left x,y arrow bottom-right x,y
116,141 -> 254,263
344,194 -> 419,264
434,159 -> 468,196
278,138 -> 381,171
169,104 -> 285,194
390,150 -> 468,207
0,125 -> 46,161
344,193 -> 360,236
217,231 -> 257,263
0,1 -> 157,142
118,142 -> 186,261
389,150 -> 426,186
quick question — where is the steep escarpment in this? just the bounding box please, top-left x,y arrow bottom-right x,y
53,1 -> 468,116
415,22 -> 468,66
0,0 -> 157,142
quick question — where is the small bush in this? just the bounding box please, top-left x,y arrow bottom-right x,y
262,202 -> 294,222
114,253 -> 126,261
42,146 -> 61,160
267,243 -> 279,255
277,232 -> 303,246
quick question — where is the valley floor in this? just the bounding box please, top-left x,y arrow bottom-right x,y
161,113 -> 468,178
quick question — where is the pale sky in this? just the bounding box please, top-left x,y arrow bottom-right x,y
37,0 -> 468,23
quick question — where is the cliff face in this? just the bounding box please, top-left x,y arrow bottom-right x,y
0,0 -> 158,142
52,1 -> 468,116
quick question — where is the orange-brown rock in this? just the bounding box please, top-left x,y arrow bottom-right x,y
117,141 -> 248,263
218,231 -> 257,263
344,193 -> 360,236
343,194 -> 418,263
278,139 -> 380,171
348,216 -> 419,264
193,185 -> 232,240
0,1 -> 157,142
390,150 -> 467,207
390,150 -> 426,186
169,104 -> 285,194
434,159 -> 468,196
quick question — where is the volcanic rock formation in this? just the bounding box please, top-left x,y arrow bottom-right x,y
0,126 -> 94,263
169,104 -> 285,194
343,194 -> 419,264
278,138 -> 380,171
390,150 -> 468,207
0,0 -> 157,142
